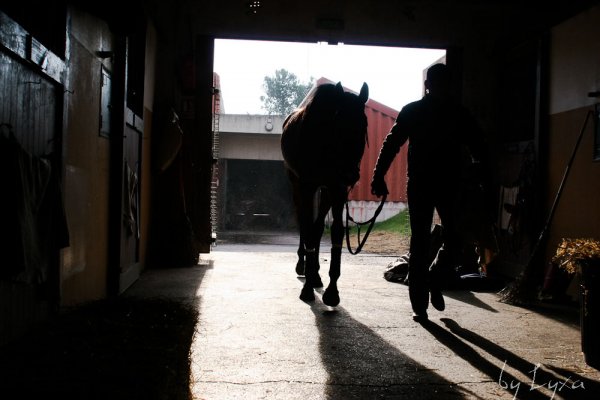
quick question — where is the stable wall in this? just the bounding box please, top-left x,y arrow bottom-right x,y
60,7 -> 157,304
60,8 -> 114,305
220,133 -> 283,161
546,4 -> 600,260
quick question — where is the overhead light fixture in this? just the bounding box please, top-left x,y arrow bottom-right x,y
246,1 -> 262,15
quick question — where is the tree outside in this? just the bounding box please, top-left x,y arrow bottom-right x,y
260,69 -> 314,116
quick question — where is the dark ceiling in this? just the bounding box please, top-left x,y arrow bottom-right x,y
169,0 -> 600,49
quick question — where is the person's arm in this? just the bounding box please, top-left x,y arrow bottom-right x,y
371,121 -> 408,197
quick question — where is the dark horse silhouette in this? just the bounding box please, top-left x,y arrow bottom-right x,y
281,81 -> 369,306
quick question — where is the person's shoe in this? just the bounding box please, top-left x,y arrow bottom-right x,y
430,288 -> 445,311
412,310 -> 429,322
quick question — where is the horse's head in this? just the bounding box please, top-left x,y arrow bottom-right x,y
334,81 -> 368,137
282,81 -> 369,186
333,82 -> 369,185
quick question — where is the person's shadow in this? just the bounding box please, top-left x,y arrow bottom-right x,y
443,290 -> 499,313
418,317 -> 600,399
307,295 -> 482,399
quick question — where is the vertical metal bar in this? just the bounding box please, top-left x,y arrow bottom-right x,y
107,35 -> 127,297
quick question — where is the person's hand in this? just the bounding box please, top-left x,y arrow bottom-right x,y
371,175 -> 388,197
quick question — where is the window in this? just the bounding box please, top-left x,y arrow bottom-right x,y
100,66 -> 112,137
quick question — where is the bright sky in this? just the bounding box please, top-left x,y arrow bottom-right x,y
213,39 -> 446,115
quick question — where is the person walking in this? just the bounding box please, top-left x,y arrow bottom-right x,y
371,63 -> 488,321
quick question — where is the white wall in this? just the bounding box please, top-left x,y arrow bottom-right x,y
347,201 -> 407,223
219,114 -> 285,161
220,114 -> 286,134
220,133 -> 283,161
549,5 -> 600,115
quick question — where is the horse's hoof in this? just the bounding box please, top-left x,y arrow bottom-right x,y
295,260 -> 305,276
299,286 -> 315,302
322,289 -> 340,307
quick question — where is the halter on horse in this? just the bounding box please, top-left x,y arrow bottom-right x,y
281,81 -> 369,306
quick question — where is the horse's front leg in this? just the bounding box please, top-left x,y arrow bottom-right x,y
322,191 -> 345,307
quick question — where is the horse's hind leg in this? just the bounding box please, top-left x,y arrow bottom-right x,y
291,178 -> 321,279
295,236 -> 305,276
298,186 -> 324,302
290,175 -> 306,276
295,232 -> 322,279
322,190 -> 344,307
300,244 -> 324,301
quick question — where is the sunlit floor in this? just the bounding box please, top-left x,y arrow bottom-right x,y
184,239 -> 600,400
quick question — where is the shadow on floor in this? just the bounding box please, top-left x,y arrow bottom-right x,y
0,297 -> 198,400
423,318 -> 600,399
307,295 -> 482,399
0,261 -> 214,400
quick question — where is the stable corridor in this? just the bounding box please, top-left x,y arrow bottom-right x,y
127,236 -> 600,399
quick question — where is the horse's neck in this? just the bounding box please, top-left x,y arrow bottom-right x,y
303,112 -> 336,138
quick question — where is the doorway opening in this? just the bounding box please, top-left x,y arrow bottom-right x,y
212,39 -> 446,240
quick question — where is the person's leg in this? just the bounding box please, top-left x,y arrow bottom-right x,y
407,181 -> 434,319
431,185 -> 461,282
429,185 -> 460,311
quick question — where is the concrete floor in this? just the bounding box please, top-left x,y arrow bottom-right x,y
126,233 -> 600,399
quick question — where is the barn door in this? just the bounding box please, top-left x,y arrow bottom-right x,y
178,35 -> 215,254
118,108 -> 143,292
0,11 -> 67,343
107,24 -> 147,295
119,25 -> 147,293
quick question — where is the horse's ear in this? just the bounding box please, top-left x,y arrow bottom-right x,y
335,82 -> 344,96
359,82 -> 369,103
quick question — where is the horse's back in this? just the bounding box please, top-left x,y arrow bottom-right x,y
282,117 -> 336,184
281,111 -> 303,178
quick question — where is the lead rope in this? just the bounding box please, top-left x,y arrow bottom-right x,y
345,192 -> 387,255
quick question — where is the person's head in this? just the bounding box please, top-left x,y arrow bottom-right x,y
424,63 -> 450,98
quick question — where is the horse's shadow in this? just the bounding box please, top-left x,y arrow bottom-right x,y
306,298 -> 478,399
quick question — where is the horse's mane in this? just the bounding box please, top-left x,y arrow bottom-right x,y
284,83 -> 338,129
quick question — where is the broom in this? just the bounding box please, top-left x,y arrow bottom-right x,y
499,103 -> 598,304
